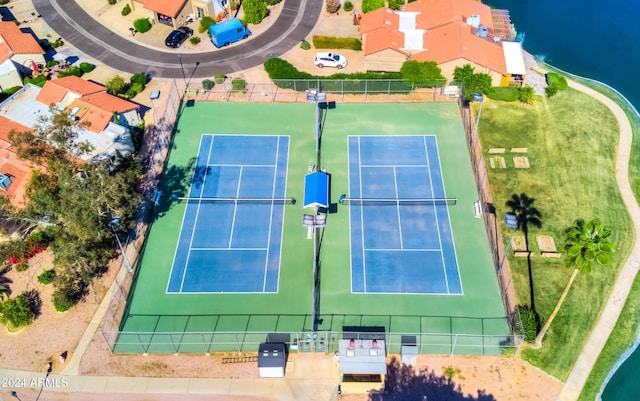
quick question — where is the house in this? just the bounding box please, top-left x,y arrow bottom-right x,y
360,0 -> 526,86
128,0 -> 229,29
0,76 -> 140,205
0,21 -> 45,91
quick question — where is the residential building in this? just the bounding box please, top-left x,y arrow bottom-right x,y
0,76 -> 140,206
0,21 -> 45,91
128,0 -> 228,29
360,0 -> 526,86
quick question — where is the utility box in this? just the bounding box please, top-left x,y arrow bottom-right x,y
209,18 -> 251,48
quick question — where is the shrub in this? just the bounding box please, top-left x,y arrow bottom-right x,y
399,60 -> 445,87
343,0 -> 353,11
47,60 -> 59,68
362,0 -> 384,13
130,72 -> 147,85
133,18 -> 152,33
52,289 -> 77,312
0,294 -> 35,328
214,73 -> 227,84
50,38 -> 64,49
57,66 -> 83,78
125,88 -> 137,99
518,85 -> 536,104
516,304 -> 540,343
300,40 -> 311,50
312,35 -> 361,50
37,269 -> 55,285
130,82 -> 144,94
79,62 -> 94,73
106,75 -> 126,95
107,0 -> 116,5
264,58 -> 314,80
231,78 -> 246,92
202,79 -> 215,90
388,0 -> 404,10
242,0 -> 268,24
199,16 -> 216,34
546,72 -> 568,90
265,0 -> 281,5
326,0 -> 340,13
486,86 -> 520,102
15,261 -> 29,272
121,4 -> 131,15
23,75 -> 47,87
190,36 -> 201,45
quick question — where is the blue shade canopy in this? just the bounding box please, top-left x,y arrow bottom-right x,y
303,172 -> 329,208
0,174 -> 11,190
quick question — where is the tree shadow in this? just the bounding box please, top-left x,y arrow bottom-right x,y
22,289 -> 42,319
0,266 -> 13,298
506,193 -> 542,313
369,357 -> 497,401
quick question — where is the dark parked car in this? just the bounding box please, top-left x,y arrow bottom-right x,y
164,27 -> 193,48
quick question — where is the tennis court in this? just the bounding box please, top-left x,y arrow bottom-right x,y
112,102 -> 512,354
167,134 -> 290,293
346,135 -> 461,294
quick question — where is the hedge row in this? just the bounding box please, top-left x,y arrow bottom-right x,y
312,35 -> 362,50
362,0 -> 384,13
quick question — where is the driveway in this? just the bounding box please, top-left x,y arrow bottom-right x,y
33,0 -> 322,78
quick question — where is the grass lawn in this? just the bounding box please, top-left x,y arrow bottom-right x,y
545,72 -> 640,400
476,87 -> 634,381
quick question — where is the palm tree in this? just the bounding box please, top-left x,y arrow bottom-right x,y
506,193 -> 542,309
0,266 -> 13,300
533,218 -> 615,348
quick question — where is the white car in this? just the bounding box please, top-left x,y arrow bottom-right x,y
314,52 -> 348,69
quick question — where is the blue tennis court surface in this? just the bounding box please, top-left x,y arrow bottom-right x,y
167,135 -> 289,293
347,135 -> 462,294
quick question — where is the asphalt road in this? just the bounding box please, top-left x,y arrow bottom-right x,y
33,0 -> 321,78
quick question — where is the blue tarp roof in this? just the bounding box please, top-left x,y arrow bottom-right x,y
303,172 -> 329,208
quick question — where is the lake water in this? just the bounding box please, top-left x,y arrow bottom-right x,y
485,0 -> 640,399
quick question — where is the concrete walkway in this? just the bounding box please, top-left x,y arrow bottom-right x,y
556,81 -> 639,400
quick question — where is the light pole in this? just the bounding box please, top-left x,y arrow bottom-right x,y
498,213 -> 518,276
178,54 -> 187,91
109,217 -> 133,273
472,92 -> 483,146
10,391 -> 22,401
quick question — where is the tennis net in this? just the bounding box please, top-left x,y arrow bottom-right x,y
338,195 -> 456,206
176,196 -> 296,205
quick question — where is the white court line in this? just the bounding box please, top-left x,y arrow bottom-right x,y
191,247 -> 268,251
432,135 -> 463,295
393,166 -> 404,249
206,163 -> 276,168
346,136 -> 355,294
166,134 -> 207,293
363,248 -> 441,252
178,135 -> 215,292
228,165 -> 243,249
358,136 -> 367,292
263,136 -> 279,292
424,136 -> 450,294
274,136 -> 290,294
360,163 -> 429,168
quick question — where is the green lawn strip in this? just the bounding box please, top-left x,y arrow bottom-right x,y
477,89 -> 634,380
540,70 -> 640,399
577,275 -> 640,401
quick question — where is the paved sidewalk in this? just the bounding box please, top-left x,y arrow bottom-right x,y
556,81 -> 639,400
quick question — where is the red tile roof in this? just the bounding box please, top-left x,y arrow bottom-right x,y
0,22 -> 44,55
0,40 -> 13,63
49,76 -> 105,96
362,0 -> 508,74
0,116 -> 30,145
81,93 -> 140,113
140,0 -> 187,17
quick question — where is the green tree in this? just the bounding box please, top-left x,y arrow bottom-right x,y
242,0 -> 268,24
133,18 -> 152,33
105,75 -> 126,96
506,193 -> 542,311
0,294 -> 35,328
453,64 -> 475,82
400,60 -> 445,87
198,16 -> 216,33
534,219 -> 615,347
453,64 -> 492,101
